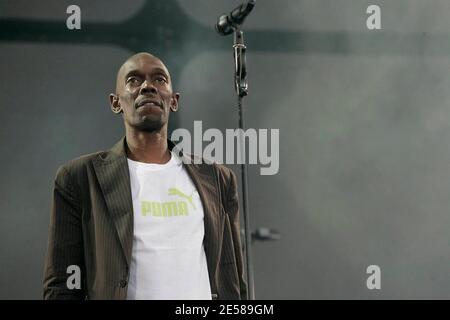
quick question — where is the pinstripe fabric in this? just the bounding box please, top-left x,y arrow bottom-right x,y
43,136 -> 247,300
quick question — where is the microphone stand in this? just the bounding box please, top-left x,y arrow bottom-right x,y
233,28 -> 255,300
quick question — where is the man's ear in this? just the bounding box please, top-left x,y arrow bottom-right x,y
170,92 -> 180,112
109,93 -> 122,114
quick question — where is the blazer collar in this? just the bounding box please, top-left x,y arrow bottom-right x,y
92,136 -> 224,292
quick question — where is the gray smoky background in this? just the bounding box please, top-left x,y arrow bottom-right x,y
1,0 -> 450,299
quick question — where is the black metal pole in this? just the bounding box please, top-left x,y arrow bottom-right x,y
237,95 -> 255,300
233,29 -> 255,300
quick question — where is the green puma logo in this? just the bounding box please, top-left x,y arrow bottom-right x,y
168,187 -> 196,210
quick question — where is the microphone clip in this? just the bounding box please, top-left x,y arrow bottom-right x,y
234,30 -> 248,97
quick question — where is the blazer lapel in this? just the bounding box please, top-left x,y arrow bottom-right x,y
181,155 -> 224,293
92,137 -> 134,269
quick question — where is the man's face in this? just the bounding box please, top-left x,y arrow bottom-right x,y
110,54 -> 179,132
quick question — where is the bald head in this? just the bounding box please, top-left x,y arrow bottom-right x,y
115,52 -> 172,93
109,52 -> 180,133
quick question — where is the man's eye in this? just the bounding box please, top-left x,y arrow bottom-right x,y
155,77 -> 167,84
127,77 -> 141,85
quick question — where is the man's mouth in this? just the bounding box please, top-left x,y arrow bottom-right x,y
136,99 -> 162,109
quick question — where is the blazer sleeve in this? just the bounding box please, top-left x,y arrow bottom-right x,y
226,169 -> 248,300
43,165 -> 86,300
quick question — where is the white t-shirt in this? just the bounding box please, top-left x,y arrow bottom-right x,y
126,151 -> 211,300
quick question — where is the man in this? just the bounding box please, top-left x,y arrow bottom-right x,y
43,52 -> 247,300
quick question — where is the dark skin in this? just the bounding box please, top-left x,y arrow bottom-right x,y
109,53 -> 180,164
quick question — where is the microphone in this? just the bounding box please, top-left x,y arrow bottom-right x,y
215,0 -> 256,36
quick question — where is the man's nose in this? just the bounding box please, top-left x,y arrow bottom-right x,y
140,80 -> 157,95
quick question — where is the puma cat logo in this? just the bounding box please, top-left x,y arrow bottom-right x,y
168,187 -> 196,209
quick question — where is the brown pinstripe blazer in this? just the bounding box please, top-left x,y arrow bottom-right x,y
43,137 -> 247,300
